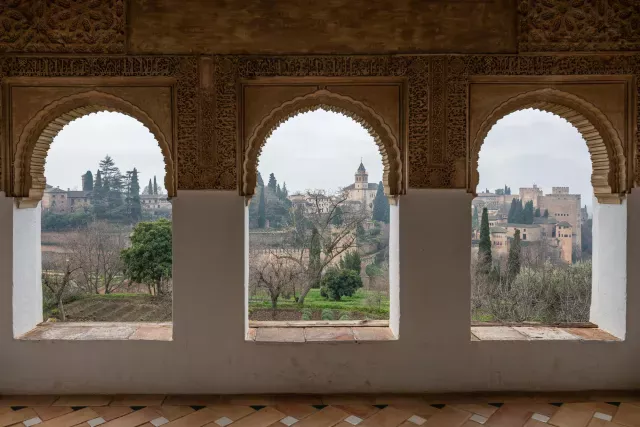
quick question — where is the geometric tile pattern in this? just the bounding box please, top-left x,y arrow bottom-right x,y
2,395 -> 640,427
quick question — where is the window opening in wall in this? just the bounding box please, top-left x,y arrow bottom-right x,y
42,112 -> 172,324
471,109 -> 592,325
248,109 -> 390,323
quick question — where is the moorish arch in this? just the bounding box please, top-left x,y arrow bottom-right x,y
13,90 -> 176,208
469,88 -> 629,204
241,90 -> 404,202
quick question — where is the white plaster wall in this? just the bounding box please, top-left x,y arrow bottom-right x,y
1,190 -> 639,394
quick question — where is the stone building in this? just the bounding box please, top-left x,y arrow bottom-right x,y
519,184 -> 543,208
538,188 -> 582,255
344,161 -> 378,212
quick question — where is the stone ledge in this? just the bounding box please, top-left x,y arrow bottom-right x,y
248,326 -> 396,343
17,322 -> 173,341
471,326 -> 620,342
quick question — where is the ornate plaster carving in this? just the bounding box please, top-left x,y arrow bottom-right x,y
0,0 -> 126,53
470,88 -> 627,204
242,90 -> 403,202
13,90 -> 175,208
518,0 -> 640,52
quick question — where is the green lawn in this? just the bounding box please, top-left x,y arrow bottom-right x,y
249,288 -> 389,316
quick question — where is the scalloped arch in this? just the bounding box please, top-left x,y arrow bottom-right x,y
242,90 -> 403,200
469,88 -> 627,204
13,90 -> 176,208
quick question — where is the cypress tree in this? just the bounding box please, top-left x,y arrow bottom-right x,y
523,200 -> 534,224
276,183 -> 282,199
372,181 -> 390,223
513,199 -> 524,223
82,171 -> 93,191
129,168 -> 142,222
478,207 -> 492,274
507,229 -> 522,280
543,209 -> 549,218
147,178 -> 153,195
153,176 -> 158,195
258,183 -> 266,228
282,182 -> 288,199
332,206 -> 344,226
472,205 -> 479,230
267,173 -> 277,193
535,207 -> 541,217
508,199 -> 518,223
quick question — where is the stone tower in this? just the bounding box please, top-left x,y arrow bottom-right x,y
355,160 -> 368,190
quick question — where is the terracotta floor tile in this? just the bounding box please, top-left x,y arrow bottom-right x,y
613,403 -> 640,427
587,419 -> 624,427
0,396 -> 58,407
387,403 -> 438,420
0,409 -> 10,417
154,406 -> 195,421
228,407 -> 286,427
548,403 -> 598,427
422,407 -> 471,427
273,404 -> 317,420
53,396 -> 113,407
0,408 -> 39,427
452,404 -> 498,418
164,408 -> 220,427
32,406 -> 74,421
164,396 -> 221,406
563,328 -> 619,341
461,422 -> 483,427
294,407 -> 349,427
39,408 -> 99,427
524,420 -> 549,427
470,327 -> 528,341
304,328 -> 355,342
333,405 -> 379,419
360,406 -> 412,427
110,396 -> 166,407
100,408 -> 162,427
485,404 -> 537,427
206,404 -> 256,421
273,396 -> 324,405
352,327 -> 395,341
373,396 -> 428,405
91,406 -> 135,422
255,328 -> 305,343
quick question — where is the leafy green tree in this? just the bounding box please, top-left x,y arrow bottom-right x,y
495,188 -> 504,195
258,183 -> 266,228
372,181 -> 390,223
523,200 -> 534,224
356,223 -> 366,241
507,229 -> 521,280
82,171 -> 93,191
319,268 -> 363,301
535,207 -> 541,217
121,219 -> 172,296
267,173 -> 277,193
544,209 -> 549,218
331,206 -> 344,226
153,176 -> 158,195
127,168 -> 142,223
478,207 -> 492,274
339,250 -> 361,274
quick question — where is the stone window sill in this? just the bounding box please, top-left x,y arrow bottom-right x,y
17,322 -> 173,341
471,325 -> 620,342
247,320 -> 395,343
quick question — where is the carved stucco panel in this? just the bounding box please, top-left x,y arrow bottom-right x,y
0,0 -> 126,53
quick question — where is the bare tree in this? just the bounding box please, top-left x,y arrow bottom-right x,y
280,189 -> 367,304
249,254 -> 302,314
42,254 -> 81,321
65,221 -> 127,294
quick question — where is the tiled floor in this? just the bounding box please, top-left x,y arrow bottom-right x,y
1,394 -> 640,427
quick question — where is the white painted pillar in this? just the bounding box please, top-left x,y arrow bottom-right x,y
591,195 -> 627,338
12,202 -> 42,337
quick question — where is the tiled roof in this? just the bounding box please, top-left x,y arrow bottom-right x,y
344,183 -> 378,190
505,223 -> 540,228
557,221 -> 572,227
490,226 -> 507,233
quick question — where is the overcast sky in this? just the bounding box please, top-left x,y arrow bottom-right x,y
259,110 -> 383,193
47,108 -> 593,208
478,108 -> 593,209
46,112 -> 166,193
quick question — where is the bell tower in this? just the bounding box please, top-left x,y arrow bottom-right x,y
355,160 -> 368,190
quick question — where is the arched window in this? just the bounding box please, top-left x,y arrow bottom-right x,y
245,107 -> 399,340
12,95 -> 175,339
471,104 -> 627,338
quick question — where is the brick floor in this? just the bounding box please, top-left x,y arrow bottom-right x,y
0,395 -> 639,427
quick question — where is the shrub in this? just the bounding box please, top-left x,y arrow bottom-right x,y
339,313 -> 350,320
301,308 -> 313,320
301,312 -> 312,320
319,268 -> 363,301
321,308 -> 334,320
